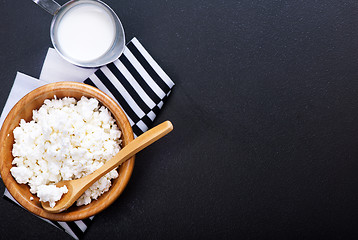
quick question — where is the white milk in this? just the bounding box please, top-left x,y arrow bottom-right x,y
56,3 -> 116,62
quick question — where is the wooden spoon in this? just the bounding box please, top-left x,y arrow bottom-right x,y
41,121 -> 173,213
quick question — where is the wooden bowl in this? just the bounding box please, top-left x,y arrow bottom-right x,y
0,82 -> 134,221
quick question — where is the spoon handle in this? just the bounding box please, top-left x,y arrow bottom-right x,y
32,0 -> 61,15
78,121 -> 173,189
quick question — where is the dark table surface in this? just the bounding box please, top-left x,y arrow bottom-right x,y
1,0 -> 358,239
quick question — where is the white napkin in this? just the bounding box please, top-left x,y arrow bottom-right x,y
0,37 -> 174,239
39,48 -> 97,83
0,73 -> 48,126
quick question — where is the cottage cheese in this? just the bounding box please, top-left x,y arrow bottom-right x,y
10,96 -> 122,207
37,185 -> 68,207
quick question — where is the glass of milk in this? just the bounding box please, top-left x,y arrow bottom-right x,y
32,0 -> 125,68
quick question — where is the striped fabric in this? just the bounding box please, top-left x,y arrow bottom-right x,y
2,37 -> 174,239
84,38 -> 175,137
3,188 -> 93,239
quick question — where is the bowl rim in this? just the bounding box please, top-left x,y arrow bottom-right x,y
0,81 -> 134,221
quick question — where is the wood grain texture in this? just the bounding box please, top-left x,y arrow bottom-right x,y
0,82 -> 134,221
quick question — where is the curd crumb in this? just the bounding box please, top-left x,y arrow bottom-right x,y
37,185 -> 68,208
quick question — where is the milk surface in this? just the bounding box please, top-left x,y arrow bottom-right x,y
56,3 -> 116,62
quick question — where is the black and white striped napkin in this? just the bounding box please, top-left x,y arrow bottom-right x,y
84,38 -> 174,137
0,37 -> 174,239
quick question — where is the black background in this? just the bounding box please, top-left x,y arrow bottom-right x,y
1,0 -> 358,239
